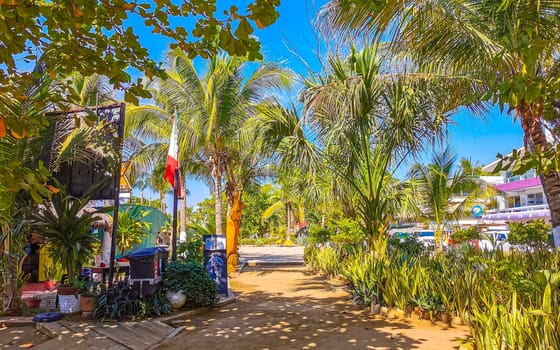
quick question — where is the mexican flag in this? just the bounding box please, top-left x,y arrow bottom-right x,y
164,112 -> 181,197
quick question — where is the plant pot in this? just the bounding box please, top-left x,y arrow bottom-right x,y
44,280 -> 55,290
166,290 -> 187,310
405,305 -> 413,318
79,295 -> 97,313
370,303 -> 380,315
25,298 -> 42,308
380,306 -> 388,317
58,294 -> 79,314
57,285 -> 78,295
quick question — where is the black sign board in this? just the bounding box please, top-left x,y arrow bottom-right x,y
42,104 -> 125,200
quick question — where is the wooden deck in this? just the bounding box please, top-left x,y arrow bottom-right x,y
34,319 -> 177,350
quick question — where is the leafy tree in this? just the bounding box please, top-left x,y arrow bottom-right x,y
238,184 -> 270,239
319,0 -> 560,247
116,207 -> 150,257
1,1 -> 281,104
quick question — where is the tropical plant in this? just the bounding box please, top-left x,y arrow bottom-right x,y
409,147 -> 477,250
31,182 -> 109,283
261,180 -> 305,242
126,50 -> 291,270
300,44 -> 458,250
163,260 -> 217,307
116,207 -> 150,257
451,227 -> 481,245
93,281 -> 171,321
319,0 -> 560,247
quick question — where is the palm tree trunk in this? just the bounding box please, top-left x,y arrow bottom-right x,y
519,101 -> 560,247
180,177 -> 187,243
213,166 -> 223,235
226,190 -> 244,271
286,203 -> 291,242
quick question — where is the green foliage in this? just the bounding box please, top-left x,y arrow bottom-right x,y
93,282 -> 171,322
307,218 -> 364,247
341,250 -> 385,307
451,227 -> 481,244
387,237 -> 425,258
306,239 -> 560,347
163,260 -> 217,307
238,237 -> 284,246
116,207 -> 150,257
31,182 -> 108,282
0,1 -> 280,103
239,186 -> 270,239
509,220 -> 552,249
177,236 -> 204,264
307,246 -> 342,277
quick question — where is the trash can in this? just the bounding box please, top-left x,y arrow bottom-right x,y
126,247 -> 165,297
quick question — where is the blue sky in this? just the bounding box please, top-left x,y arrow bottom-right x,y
131,0 -> 525,210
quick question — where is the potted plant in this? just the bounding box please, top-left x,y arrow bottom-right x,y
163,260 -> 217,309
31,182 -> 109,287
75,279 -> 100,316
31,182 -> 109,313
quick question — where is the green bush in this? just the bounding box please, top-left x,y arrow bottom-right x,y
451,226 -> 480,244
509,220 -> 552,249
177,237 -> 204,264
163,260 -> 217,307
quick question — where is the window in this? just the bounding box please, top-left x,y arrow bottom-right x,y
508,196 -> 521,207
527,192 -> 544,205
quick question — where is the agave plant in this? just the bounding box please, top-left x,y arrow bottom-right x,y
32,182 -> 110,283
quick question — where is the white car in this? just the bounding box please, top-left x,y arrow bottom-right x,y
479,231 -> 510,251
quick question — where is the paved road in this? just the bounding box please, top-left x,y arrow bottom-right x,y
238,245 -> 304,265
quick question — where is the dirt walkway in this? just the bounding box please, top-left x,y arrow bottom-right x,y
156,266 -> 470,350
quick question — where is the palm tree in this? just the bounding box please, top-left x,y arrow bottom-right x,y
409,147 -> 476,250
319,0 -> 560,246
300,44 -> 458,250
261,177 -> 306,242
116,207 -> 150,257
127,49 -> 291,264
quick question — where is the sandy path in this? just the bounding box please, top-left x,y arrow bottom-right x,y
156,266 -> 470,350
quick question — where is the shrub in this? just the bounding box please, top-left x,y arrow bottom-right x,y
509,220 -> 552,249
93,281 -> 171,321
177,237 -> 204,264
387,236 -> 425,258
451,226 -> 480,244
163,260 -> 217,307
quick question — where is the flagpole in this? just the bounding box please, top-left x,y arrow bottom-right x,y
171,168 -> 179,261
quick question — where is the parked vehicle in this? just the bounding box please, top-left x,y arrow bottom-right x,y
478,231 -> 510,251
413,230 -> 436,248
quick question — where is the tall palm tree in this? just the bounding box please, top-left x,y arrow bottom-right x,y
319,0 -> 560,246
127,50 -> 291,261
300,44 -> 458,250
409,147 -> 476,250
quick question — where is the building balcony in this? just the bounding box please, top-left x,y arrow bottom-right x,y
483,204 -> 550,221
